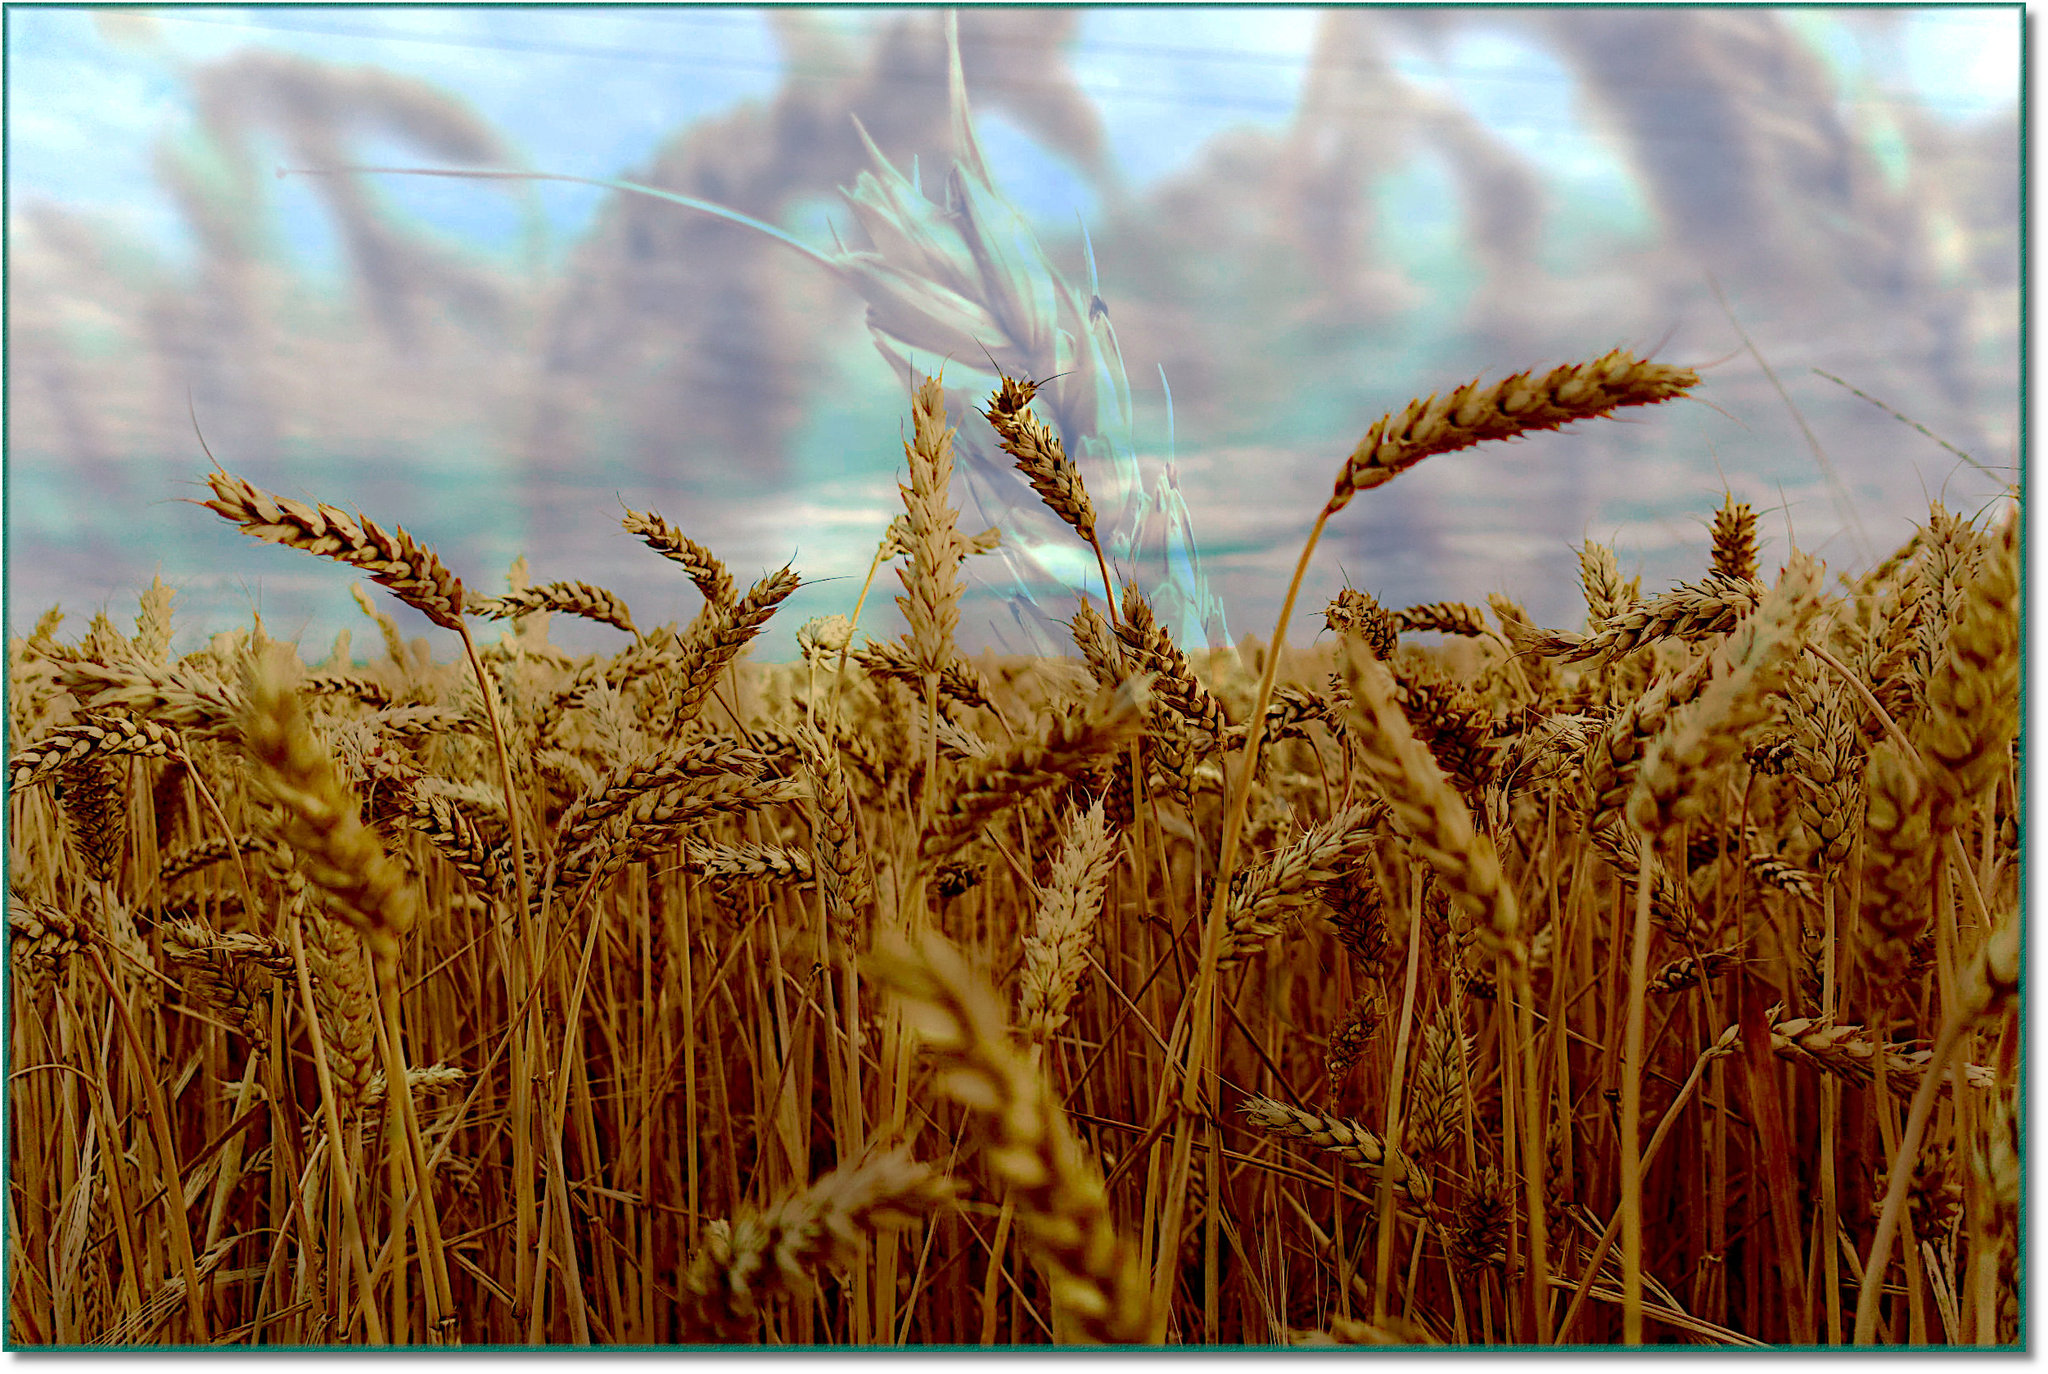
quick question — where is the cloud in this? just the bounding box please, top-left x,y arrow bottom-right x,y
6,8 -> 2017,660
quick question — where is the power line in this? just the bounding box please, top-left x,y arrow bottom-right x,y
139,8 -> 2013,122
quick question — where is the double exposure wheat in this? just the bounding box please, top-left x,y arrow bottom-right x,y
6,353 -> 2017,1351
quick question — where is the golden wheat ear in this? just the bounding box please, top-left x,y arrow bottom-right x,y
1328,349 -> 1699,513
237,649 -> 416,966
198,468 -> 467,630
867,930 -> 1156,1345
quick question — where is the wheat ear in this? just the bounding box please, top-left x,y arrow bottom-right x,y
471,581 -> 638,638
247,652 -> 458,1323
1017,796 -> 1119,1041
678,1147 -> 953,1341
1532,574 -> 1766,665
1710,494 -> 1760,582
11,714 -> 183,790
796,723 -> 877,952
1340,648 -> 1519,964
897,375 -> 964,680
621,507 -> 737,609
1237,1096 -> 1432,1207
869,931 -> 1156,1344
1915,507 -> 2017,833
921,678 -> 1149,862
239,654 -> 414,966
979,374 -> 1117,611
199,468 -> 466,630
50,658 -> 241,738
1627,552 -> 1825,841
1390,601 -> 1491,638
1328,349 -> 1698,512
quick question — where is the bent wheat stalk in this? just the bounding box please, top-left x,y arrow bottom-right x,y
1170,349 -> 1695,1341
1199,348 -> 1700,1075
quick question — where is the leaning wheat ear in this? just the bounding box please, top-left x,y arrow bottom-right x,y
198,463 -> 532,920
677,1147 -> 952,1341
1327,350 -> 1699,512
1341,650 -> 1519,965
868,931 -> 1157,1345
199,468 -> 466,630
238,650 -> 415,967
1168,347 -> 1697,1344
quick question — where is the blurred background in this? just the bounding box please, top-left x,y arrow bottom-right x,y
6,6 -> 2020,660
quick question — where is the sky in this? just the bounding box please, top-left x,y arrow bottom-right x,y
5,4 -> 2022,662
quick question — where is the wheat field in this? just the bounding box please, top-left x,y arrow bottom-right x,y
5,355 -> 2020,1348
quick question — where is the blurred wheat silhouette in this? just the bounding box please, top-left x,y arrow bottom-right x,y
298,14 -> 1229,657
